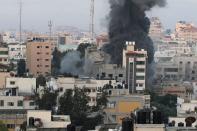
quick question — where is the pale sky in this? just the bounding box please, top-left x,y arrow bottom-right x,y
0,0 -> 196,32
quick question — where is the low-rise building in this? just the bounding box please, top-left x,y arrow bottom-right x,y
57,77 -> 115,106
6,77 -> 36,95
104,89 -> 150,124
0,47 -> 9,66
95,64 -> 125,82
27,110 -> 71,131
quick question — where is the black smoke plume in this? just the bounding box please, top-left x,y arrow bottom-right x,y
104,0 -> 166,65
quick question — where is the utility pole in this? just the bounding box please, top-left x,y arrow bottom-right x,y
48,20 -> 52,42
90,0 -> 95,44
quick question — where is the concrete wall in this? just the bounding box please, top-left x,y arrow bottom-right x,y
6,77 -> 36,94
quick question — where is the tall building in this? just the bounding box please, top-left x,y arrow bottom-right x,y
175,21 -> 197,42
149,17 -> 163,40
8,43 -> 26,64
123,42 -> 148,93
26,40 -> 51,76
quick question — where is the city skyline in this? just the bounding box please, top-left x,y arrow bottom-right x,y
0,0 -> 196,32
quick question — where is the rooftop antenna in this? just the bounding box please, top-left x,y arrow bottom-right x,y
19,0 -> 22,43
90,0 -> 95,44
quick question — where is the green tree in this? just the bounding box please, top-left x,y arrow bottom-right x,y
17,59 -> 26,77
151,92 -> 177,121
37,89 -> 57,111
59,88 -> 90,126
0,121 -> 8,131
59,87 -> 108,130
95,91 -> 108,111
52,47 -> 62,76
36,75 -> 46,89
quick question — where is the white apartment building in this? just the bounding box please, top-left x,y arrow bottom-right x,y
0,47 -> 9,65
122,41 -> 147,93
8,43 -> 26,63
149,17 -> 163,40
0,96 -> 35,110
155,54 -> 197,81
57,77 -> 116,106
6,77 -> 36,95
2,32 -> 16,44
175,21 -> 197,43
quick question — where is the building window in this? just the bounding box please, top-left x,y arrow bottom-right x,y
37,65 -> 39,67
7,102 -> 14,106
45,59 -> 49,61
10,81 -> 15,85
137,61 -> 145,65
108,74 -> 113,78
107,102 -> 116,108
37,52 -> 40,55
119,74 -> 123,77
29,102 -> 35,106
46,52 -> 49,55
45,65 -> 49,67
137,68 -> 145,72
0,100 -> 4,106
136,76 -> 145,80
7,124 -> 15,129
37,46 -> 40,48
46,46 -> 49,48
17,100 -> 23,106
59,88 -> 63,92
37,59 -> 39,61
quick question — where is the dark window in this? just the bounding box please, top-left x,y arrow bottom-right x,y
17,100 -> 23,106
136,61 -> 145,65
10,81 -> 15,85
7,124 -> 15,129
119,74 -> 123,77
136,76 -> 145,80
29,102 -> 35,106
164,68 -> 178,72
137,68 -> 145,72
46,46 -> 49,48
7,102 -> 14,106
0,100 -> 4,106
59,88 -> 63,92
108,74 -> 113,78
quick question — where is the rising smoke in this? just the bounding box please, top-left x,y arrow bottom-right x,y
104,0 -> 166,65
60,51 -> 94,76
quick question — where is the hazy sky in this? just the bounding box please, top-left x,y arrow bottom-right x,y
0,0 -> 196,33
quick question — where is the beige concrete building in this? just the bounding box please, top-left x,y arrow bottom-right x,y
26,41 -> 51,76
175,21 -> 197,42
0,72 -> 10,89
